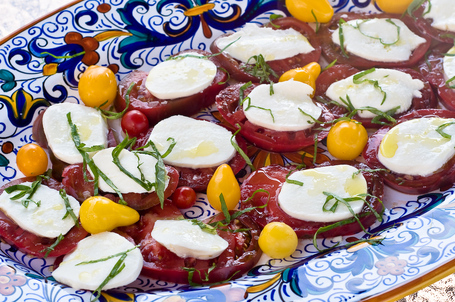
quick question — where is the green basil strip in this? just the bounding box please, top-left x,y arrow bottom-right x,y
349,105 -> 398,126
446,74 -> 455,89
322,59 -> 337,72
243,97 -> 275,122
231,125 -> 254,171
5,176 -> 47,208
322,192 -> 367,231
311,10 -> 320,33
239,81 -> 253,106
242,54 -> 279,85
39,234 -> 65,258
357,193 -> 385,221
183,263 -> 223,287
352,68 -> 387,105
90,254 -> 127,302
285,179 -> 304,186
269,13 -> 283,28
436,121 -> 455,139
298,108 -> 321,124
77,245 -> 140,266
338,18 -> 349,58
217,66 -> 230,85
59,189 -> 79,226
188,219 -> 217,235
355,18 -> 401,47
352,168 -> 389,178
406,0 -> 427,18
220,193 -> 231,225
98,82 -> 135,119
313,133 -> 318,164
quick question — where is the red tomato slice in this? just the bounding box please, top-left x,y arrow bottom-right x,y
411,5 -> 455,44
239,162 -> 384,239
363,109 -> 455,194
215,82 -> 335,152
120,200 -> 262,284
319,12 -> 431,69
210,17 -> 321,83
0,177 -> 88,258
315,64 -> 437,128
115,49 -> 228,126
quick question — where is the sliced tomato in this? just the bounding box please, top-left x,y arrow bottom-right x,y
239,162 -> 384,239
119,200 -> 262,284
316,64 -> 437,128
215,82 -> 335,152
411,4 -> 455,44
61,163 -> 179,210
363,109 -> 455,194
210,17 -> 321,83
0,176 -> 88,257
418,44 -> 455,111
319,12 -> 431,69
115,49 -> 228,126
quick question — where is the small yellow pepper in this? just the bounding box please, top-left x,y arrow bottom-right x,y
375,0 -> 414,14
206,164 -> 241,211
279,62 -> 321,97
285,0 -> 334,24
80,196 -> 140,234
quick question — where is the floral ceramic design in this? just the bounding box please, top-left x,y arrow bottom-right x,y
1,0 -> 455,301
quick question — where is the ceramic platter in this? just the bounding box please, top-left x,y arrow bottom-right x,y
1,0 -> 455,301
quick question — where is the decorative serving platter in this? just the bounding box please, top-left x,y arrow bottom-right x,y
1,0 -> 455,301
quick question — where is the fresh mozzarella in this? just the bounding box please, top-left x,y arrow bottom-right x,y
147,115 -> 236,169
42,103 -> 108,165
443,46 -> 455,86
278,165 -> 367,222
89,147 -> 168,194
423,0 -> 455,32
151,220 -> 229,260
52,232 -> 142,291
0,182 -> 80,238
243,80 -> 321,131
215,23 -> 315,63
325,68 -> 424,118
378,117 -> 455,176
332,18 -> 426,62
145,53 -> 217,99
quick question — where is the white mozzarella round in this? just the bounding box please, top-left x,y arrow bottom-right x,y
443,46 -> 455,86
215,23 -> 315,63
52,232 -> 143,291
332,18 -> 426,62
90,147 -> 168,194
423,0 -> 455,32
151,220 -> 229,260
378,117 -> 455,176
278,165 -> 367,222
42,103 -> 108,164
243,80 -> 321,131
325,68 -> 424,118
145,53 -> 217,99
147,115 -> 236,169
0,183 -> 80,238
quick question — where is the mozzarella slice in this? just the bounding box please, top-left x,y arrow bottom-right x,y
147,115 -> 236,169
0,183 -> 80,238
378,117 -> 455,176
443,46 -> 455,86
325,68 -> 424,118
145,53 -> 217,99
215,23 -> 315,63
90,147 -> 168,194
243,80 -> 321,131
52,232 -> 142,291
423,0 -> 455,32
42,103 -> 108,164
332,18 -> 426,62
278,165 -> 367,222
151,220 -> 229,260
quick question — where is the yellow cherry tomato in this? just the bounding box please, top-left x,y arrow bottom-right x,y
279,62 -> 321,97
285,0 -> 334,23
327,119 -> 368,160
78,65 -> 117,109
206,164 -> 241,211
375,0 -> 414,14
80,196 -> 140,234
16,143 -> 48,177
258,222 -> 298,258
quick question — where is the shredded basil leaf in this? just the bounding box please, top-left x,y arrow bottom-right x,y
39,234 -> 65,258
338,18 -> 349,58
97,82 -> 135,119
436,121 -> 455,139
352,68 -> 387,105
285,178 -> 304,186
242,54 -> 278,88
4,174 -> 49,208
322,59 -> 337,72
311,10 -> 320,33
59,189 -> 79,226
269,14 -> 283,28
405,0 -> 427,18
231,124 -> 254,171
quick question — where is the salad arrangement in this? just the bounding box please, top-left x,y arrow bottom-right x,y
2,0 -> 455,301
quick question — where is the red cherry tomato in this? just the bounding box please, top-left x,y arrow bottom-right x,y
121,110 -> 150,138
171,186 -> 197,209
